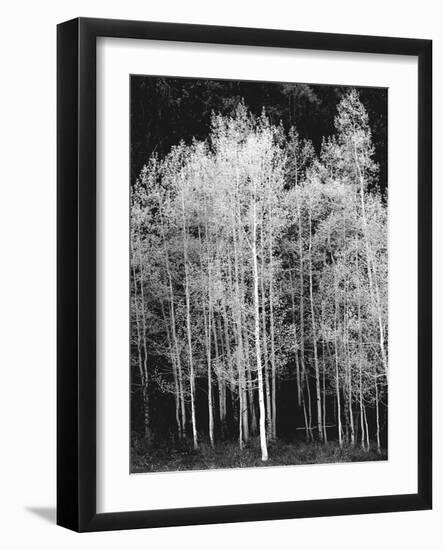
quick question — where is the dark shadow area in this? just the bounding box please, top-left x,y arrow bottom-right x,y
26,506 -> 56,524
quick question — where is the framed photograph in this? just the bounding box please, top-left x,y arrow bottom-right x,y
57,17 -> 432,532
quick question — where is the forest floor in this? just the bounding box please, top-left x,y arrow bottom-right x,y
131,437 -> 387,473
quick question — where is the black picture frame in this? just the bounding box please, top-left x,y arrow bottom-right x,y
57,17 -> 432,532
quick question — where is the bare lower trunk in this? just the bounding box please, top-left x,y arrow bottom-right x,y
239,245 -> 250,444
321,301 -> 327,443
356,255 -> 365,450
308,200 -> 323,441
142,385 -> 150,438
359,388 -> 365,451
207,347 -> 214,447
347,374 -> 354,445
347,360 -> 354,445
304,368 -> 313,441
333,271 -> 343,448
160,210 -> 186,437
221,288 -> 234,402
186,282 -> 198,450
344,288 -> 354,446
301,389 -> 310,442
161,302 -> 182,439
168,287 -> 186,436
252,196 -> 268,461
336,387 -> 342,448
363,404 -> 370,451
232,216 -> 248,446
297,347 -> 312,442
289,268 -> 301,406
181,189 -> 198,450
239,335 -> 248,445
260,229 -> 273,438
322,351 -> 328,443
246,366 -> 257,435
206,273 -> 214,448
264,353 -> 272,439
267,169 -> 277,441
131,262 -> 148,437
214,319 -> 226,436
375,375 -> 381,453
269,272 -> 277,440
136,234 -> 149,439
238,387 -> 243,449
296,197 -> 311,441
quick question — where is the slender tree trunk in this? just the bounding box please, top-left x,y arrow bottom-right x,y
232,205 -> 248,446
131,261 -> 149,438
289,268 -> 301,406
135,234 -> 150,439
226,258 -> 239,433
131,266 -> 143,391
239,326 -> 248,445
161,301 -> 182,439
214,317 -> 226,436
252,197 -> 268,461
221,287 -> 235,417
356,254 -> 365,450
181,187 -> 198,450
199,225 -> 214,448
167,284 -> 186,437
321,300 -> 328,442
308,197 -> 323,441
268,244 -> 277,440
344,289 -> 354,446
206,302 -> 214,448
207,342 -> 214,447
260,217 -> 272,439
304,368 -> 314,442
207,259 -> 214,448
296,195 -> 312,441
352,141 -> 387,375
333,269 -> 343,448
172,359 -> 181,439
359,386 -> 365,450
322,343 -> 328,442
267,176 -> 277,441
363,403 -> 370,451
301,381 -> 310,442
238,237 -> 250,443
160,213 -> 186,438
294,347 -> 309,440
246,364 -> 257,435
240,284 -> 256,436
375,375 -> 381,453
373,270 -> 388,374
238,387 -> 243,449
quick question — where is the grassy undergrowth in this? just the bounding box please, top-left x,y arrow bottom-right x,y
131,436 -> 387,473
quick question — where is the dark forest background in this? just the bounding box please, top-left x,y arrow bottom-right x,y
131,76 -> 387,194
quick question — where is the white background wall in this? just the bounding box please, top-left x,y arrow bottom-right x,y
0,1 -> 440,547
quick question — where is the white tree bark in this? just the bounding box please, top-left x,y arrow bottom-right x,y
252,195 -> 268,461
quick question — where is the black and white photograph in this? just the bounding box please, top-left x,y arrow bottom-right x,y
0,1 -> 436,543
130,76 -> 388,473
